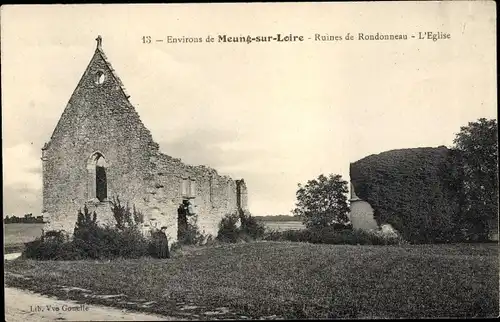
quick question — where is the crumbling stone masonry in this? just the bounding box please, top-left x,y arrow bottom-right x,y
41,36 -> 249,242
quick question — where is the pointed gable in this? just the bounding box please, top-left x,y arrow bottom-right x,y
94,35 -> 130,100
43,36 -> 157,152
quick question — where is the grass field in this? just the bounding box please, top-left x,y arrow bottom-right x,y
4,242 -> 498,319
263,220 -> 305,232
3,223 -> 44,253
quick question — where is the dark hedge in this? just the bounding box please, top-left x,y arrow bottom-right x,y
350,146 -> 466,243
264,227 -> 404,245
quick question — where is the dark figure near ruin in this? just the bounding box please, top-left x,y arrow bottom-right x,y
177,199 -> 194,240
152,226 -> 170,259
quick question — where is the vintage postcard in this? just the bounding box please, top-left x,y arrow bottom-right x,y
2,2 -> 498,321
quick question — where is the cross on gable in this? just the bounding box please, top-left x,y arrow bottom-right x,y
96,35 -> 102,48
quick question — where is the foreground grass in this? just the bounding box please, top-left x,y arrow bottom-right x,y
4,242 -> 499,319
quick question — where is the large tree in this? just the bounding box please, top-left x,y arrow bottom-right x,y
293,174 -> 350,229
453,118 -> 498,240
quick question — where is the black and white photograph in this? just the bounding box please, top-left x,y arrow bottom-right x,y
2,2 -> 498,320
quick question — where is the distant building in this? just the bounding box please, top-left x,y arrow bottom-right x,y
349,146 -> 499,242
41,36 -> 249,242
348,182 -> 378,231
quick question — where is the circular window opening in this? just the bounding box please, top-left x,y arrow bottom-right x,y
95,71 -> 106,85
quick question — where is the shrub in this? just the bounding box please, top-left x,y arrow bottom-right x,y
23,236 -> 80,260
217,213 -> 242,243
42,230 -> 68,243
93,226 -> 150,259
133,205 -> 145,225
23,200 -> 151,260
216,211 -> 268,243
110,196 -> 144,229
71,205 -> 100,258
73,202 -> 149,259
178,216 -> 206,246
240,210 -> 266,240
263,227 -> 404,245
169,241 -> 182,253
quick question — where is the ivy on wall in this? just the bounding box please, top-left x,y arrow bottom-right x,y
350,146 -> 465,243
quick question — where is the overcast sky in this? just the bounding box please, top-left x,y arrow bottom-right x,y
1,3 -> 497,217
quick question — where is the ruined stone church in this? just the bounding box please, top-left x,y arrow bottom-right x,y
41,36 -> 249,242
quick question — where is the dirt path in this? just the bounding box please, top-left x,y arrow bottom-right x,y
5,253 -> 176,321
5,287 -> 177,321
4,252 -> 22,260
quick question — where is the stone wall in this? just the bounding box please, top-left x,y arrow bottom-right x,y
236,179 -> 249,212
142,152 -> 240,242
42,43 -> 245,242
348,200 -> 378,231
42,47 -> 159,233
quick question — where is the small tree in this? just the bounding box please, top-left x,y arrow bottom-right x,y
133,205 -> 145,226
73,205 -> 98,236
217,213 -> 241,243
239,209 -> 266,240
453,118 -> 498,240
110,196 -> 144,230
177,215 -> 206,245
293,174 -> 350,230
72,205 -> 99,258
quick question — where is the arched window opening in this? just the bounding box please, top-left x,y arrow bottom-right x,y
87,152 -> 108,202
96,156 -> 107,202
